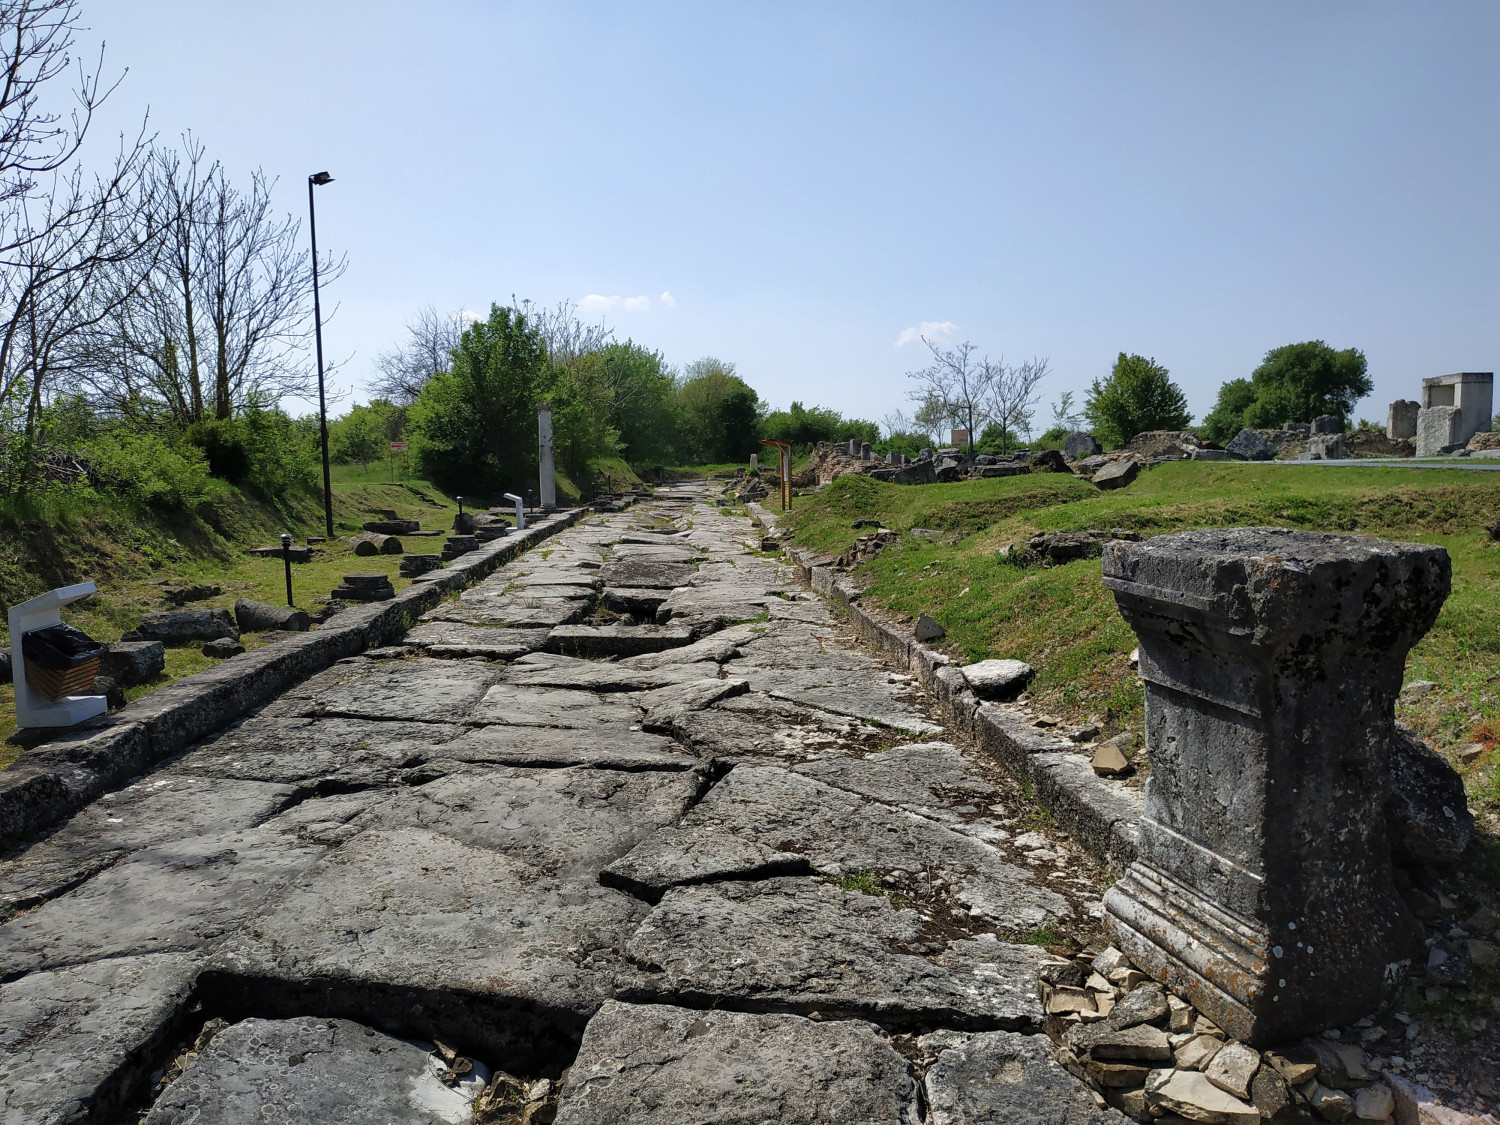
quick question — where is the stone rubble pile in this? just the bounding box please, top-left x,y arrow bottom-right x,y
1040,940 -> 1499,1125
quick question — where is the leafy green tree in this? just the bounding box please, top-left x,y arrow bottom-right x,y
573,342 -> 682,465
675,358 -> 761,463
761,402 -> 879,453
330,403 -> 390,469
1200,378 -> 1258,443
409,304 -> 553,494
1085,353 -> 1192,449
1202,341 -> 1370,441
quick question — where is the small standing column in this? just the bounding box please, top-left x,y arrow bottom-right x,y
538,403 -> 557,510
1101,528 -> 1448,1043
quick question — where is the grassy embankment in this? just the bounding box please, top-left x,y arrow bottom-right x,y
784,462 -> 1500,831
0,456 -> 652,757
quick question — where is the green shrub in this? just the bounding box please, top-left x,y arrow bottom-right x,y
84,427 -> 222,510
186,409 -> 318,498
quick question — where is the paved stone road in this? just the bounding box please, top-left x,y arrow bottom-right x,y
0,483 -> 1113,1124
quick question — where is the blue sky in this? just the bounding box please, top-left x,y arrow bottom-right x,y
85,2 -> 1500,429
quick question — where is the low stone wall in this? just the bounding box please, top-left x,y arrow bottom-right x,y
0,504 -> 607,851
752,504 -> 1144,874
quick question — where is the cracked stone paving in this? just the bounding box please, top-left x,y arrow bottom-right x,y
1,483 -> 1115,1124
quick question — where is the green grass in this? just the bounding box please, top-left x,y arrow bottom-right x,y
1,476 -> 470,758
834,869 -> 882,895
787,462 -> 1500,825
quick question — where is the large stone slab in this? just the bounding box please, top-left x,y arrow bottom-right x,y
599,559 -> 697,588
260,658 -> 502,723
674,765 -> 1068,928
554,1001 -> 920,1125
469,685 -> 643,728
671,692 -> 894,762
617,877 -> 1048,1029
434,724 -> 696,772
206,827 -> 646,1066
0,773 -> 293,922
924,1030 -> 1128,1124
0,824 -> 325,978
546,624 -> 695,658
1,953 -> 201,1125
499,653 -> 725,693
652,585 -> 779,627
601,826 -> 811,901
726,660 -> 940,732
619,623 -> 760,669
402,621 -> 551,658
340,765 -> 702,879
793,742 -> 997,823
424,593 -> 590,628
143,1015 -> 488,1125
166,716 -> 461,788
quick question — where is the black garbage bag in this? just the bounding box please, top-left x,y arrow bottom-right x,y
21,622 -> 106,669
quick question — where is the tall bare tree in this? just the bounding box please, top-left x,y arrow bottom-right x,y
906,338 -> 991,452
74,136 -> 343,426
0,0 -> 154,441
981,354 -> 1050,454
369,304 -> 467,404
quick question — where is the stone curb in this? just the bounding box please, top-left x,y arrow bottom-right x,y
773,537 -> 1144,873
0,505 -> 607,852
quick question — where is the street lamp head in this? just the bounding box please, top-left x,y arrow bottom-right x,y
280,532 -> 291,546
309,171 -> 334,186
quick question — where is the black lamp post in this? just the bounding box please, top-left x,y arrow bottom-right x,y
308,171 -> 335,539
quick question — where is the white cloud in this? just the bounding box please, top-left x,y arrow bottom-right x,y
659,290 -> 676,307
579,294 -> 652,313
895,320 -> 959,347
459,309 -> 483,323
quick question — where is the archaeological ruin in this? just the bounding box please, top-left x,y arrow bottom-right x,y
0,485 -> 1492,1123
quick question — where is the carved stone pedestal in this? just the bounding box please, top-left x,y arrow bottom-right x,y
1101,528 -> 1449,1043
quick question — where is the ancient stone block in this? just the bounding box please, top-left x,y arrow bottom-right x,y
98,639 -> 165,686
1226,429 -> 1277,461
144,1016 -> 488,1125
1416,405 -> 1464,456
1065,431 -> 1102,460
398,553 -> 442,578
234,599 -> 311,633
1302,433 -> 1345,460
1387,399 -> 1419,440
330,573 -> 395,602
361,518 -> 419,534
555,1002 -> 920,1125
959,658 -> 1034,701
1387,723 -> 1473,864
1092,458 -> 1139,490
201,637 -> 244,658
1311,414 -> 1341,434
925,1031 -> 1129,1125
1101,528 -> 1449,1043
349,532 -> 403,555
124,608 -> 238,644
1030,449 -> 1069,473
616,877 -> 1048,1029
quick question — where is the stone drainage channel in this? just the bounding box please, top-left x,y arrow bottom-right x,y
2,482 -> 1119,1125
